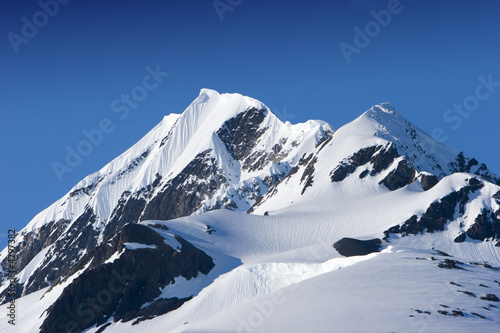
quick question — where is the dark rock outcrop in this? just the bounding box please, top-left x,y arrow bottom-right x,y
449,152 -> 500,186
380,160 -> 416,190
159,118 -> 179,148
437,259 -> 465,270
141,149 -> 226,221
454,232 -> 467,243
449,152 -> 479,174
103,193 -> 146,241
330,145 -> 379,182
433,249 -> 451,257
493,191 -> 500,206
40,223 -> 214,333
3,208 -> 99,299
370,144 -> 399,176
115,150 -> 150,182
466,208 -> 500,241
330,144 -> 401,183
480,294 -> 499,302
457,290 -> 476,297
330,163 -> 356,182
300,157 -> 318,195
349,146 -> 379,166
216,107 -> 268,162
333,238 -> 382,257
420,174 -> 439,191
359,170 -> 369,179
0,218 -> 68,283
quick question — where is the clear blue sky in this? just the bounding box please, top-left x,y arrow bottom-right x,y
1,0 -> 499,238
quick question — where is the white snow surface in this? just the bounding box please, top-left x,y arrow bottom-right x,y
3,207 -> 499,332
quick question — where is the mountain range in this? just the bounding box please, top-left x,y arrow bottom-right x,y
1,89 -> 499,332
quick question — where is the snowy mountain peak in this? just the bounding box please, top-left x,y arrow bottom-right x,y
199,87 -> 220,97
357,102 -> 399,125
375,101 -> 397,113
360,102 -> 404,127
189,88 -> 267,120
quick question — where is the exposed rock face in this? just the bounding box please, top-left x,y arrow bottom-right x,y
0,218 -> 68,280
466,208 -> 500,241
437,259 -> 465,270
454,232 -> 467,243
102,146 -> 232,243
300,156 -> 318,195
159,118 -> 179,148
420,174 -> 440,191
330,163 -> 356,183
330,143 -> 404,186
333,238 -> 382,257
5,208 -> 99,297
0,219 -> 69,301
449,152 -> 500,186
40,223 -> 214,333
141,149 -> 227,221
359,170 -> 369,179
330,145 -> 379,182
102,193 -> 147,241
493,191 -> 500,206
380,160 -> 416,191
116,150 -> 151,181
480,294 -> 500,302
370,144 -> 399,176
216,107 -> 268,162
384,178 -> 488,240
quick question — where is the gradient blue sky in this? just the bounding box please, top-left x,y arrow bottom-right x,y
1,0 -> 499,237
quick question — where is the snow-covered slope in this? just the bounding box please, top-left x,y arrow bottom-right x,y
1,90 -> 499,332
2,210 -> 499,332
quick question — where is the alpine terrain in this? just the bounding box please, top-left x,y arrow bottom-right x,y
1,89 -> 499,332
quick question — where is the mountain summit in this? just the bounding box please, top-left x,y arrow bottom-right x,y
1,90 -> 499,332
